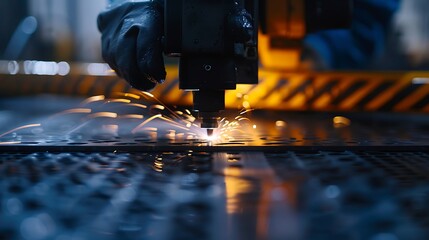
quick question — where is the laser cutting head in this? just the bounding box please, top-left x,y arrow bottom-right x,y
163,0 -> 352,132
164,0 -> 259,131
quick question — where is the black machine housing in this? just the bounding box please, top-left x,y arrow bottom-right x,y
164,0 -> 259,128
164,0 -> 352,129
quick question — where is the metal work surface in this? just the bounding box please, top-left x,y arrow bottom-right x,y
1,151 -> 429,240
0,97 -> 429,152
0,97 -> 429,239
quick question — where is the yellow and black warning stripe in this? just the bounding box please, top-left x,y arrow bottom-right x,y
1,67 -> 429,113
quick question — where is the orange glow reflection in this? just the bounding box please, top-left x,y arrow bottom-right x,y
333,116 -> 351,128
224,168 -> 253,214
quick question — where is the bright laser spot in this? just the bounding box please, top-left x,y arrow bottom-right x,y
206,134 -> 218,142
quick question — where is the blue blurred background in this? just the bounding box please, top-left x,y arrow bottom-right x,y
0,0 -> 428,69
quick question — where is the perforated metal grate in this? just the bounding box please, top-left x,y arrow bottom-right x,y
1,151 -> 429,239
266,151 -> 429,239
0,152 -> 218,240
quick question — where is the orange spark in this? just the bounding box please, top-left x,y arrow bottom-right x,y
113,92 -> 141,100
106,99 -> 131,104
138,91 -> 184,121
238,117 -> 251,122
127,103 -> 148,109
132,114 -> 162,133
0,141 -> 21,145
87,112 -> 118,119
159,116 -> 190,131
81,95 -> 105,105
240,109 -> 255,115
118,114 -> 144,119
140,91 -> 154,98
151,105 -> 166,111
0,124 -> 42,138
47,108 -> 92,119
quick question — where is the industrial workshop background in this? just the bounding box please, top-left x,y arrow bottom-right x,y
1,0 -> 429,113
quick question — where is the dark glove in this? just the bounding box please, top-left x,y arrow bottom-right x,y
228,2 -> 254,43
97,1 -> 254,91
97,1 -> 165,91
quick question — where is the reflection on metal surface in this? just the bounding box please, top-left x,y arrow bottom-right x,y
153,155 -> 164,172
333,116 -> 351,128
216,152 -> 301,240
0,151 -> 427,239
224,170 -> 253,214
275,120 -> 287,128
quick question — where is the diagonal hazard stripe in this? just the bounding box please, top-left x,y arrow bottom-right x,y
246,71 -> 282,106
307,78 -> 339,106
261,77 -> 289,101
282,77 -> 313,103
395,84 -> 429,111
4,70 -> 429,112
104,78 -> 123,97
354,81 -> 394,110
48,76 -> 64,94
366,78 -> 412,111
72,76 -> 86,95
262,74 -> 308,109
78,76 -> 97,96
423,103 -> 429,112
412,94 -> 429,110
379,84 -> 421,111
332,80 -> 366,106
111,80 -> 128,95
